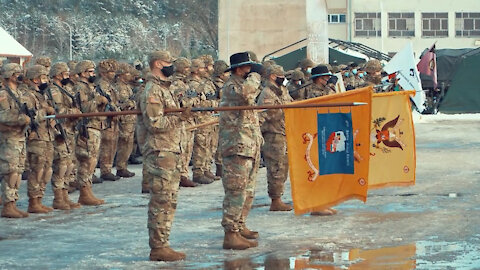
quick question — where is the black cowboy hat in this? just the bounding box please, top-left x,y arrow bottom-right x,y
310,65 -> 332,79
226,52 -> 256,71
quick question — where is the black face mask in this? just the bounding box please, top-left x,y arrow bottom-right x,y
61,78 -> 71,86
39,82 -> 48,92
17,75 -> 24,82
275,77 -> 285,87
88,76 -> 96,83
161,65 -> 175,77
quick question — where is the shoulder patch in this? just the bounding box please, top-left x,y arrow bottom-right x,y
148,96 -> 161,104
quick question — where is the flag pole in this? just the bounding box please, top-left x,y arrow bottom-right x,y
45,102 -> 368,119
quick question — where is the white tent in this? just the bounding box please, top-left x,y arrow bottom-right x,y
0,26 -> 32,66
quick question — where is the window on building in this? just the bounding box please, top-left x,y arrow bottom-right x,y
422,13 -> 448,37
455,13 -> 480,37
328,14 -> 346,24
355,13 -> 381,37
388,13 -> 415,37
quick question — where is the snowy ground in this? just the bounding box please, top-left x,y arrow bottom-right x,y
0,113 -> 479,269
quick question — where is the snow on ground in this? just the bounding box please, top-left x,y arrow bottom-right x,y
0,114 -> 479,269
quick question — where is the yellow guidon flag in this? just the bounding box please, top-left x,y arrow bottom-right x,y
368,91 -> 416,189
284,87 -> 372,215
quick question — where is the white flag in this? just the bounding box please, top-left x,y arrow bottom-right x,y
383,42 -> 426,112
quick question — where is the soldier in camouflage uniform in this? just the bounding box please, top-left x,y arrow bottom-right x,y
363,59 -> 383,92
212,60 -> 230,177
286,70 -> 306,100
188,59 -> 214,184
97,59 -> 121,181
135,69 -> 150,193
304,65 -> 336,99
67,61 -> 79,84
257,64 -> 293,211
36,56 -> 52,73
115,63 -> 136,178
48,62 -> 82,210
141,50 -> 191,261
219,52 -> 262,250
73,60 -> 108,205
200,55 -> 221,182
298,58 -> 315,80
171,57 -> 198,187
21,65 -> 56,213
0,63 -> 30,218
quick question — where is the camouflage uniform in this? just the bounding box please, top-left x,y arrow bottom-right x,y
189,60 -> 216,183
212,60 -> 229,174
142,51 -> 183,249
305,81 -> 335,99
171,58 -> 198,181
0,64 -> 29,211
219,73 -> 262,233
115,63 -> 136,176
48,63 -> 80,198
257,68 -> 293,200
286,70 -> 306,100
22,66 -> 56,204
35,56 -> 52,73
362,59 -> 383,92
135,77 -> 150,192
73,61 -> 108,189
97,59 -> 120,179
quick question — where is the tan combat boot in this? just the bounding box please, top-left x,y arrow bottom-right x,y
39,198 -> 54,212
28,198 -> 50,213
52,189 -> 70,210
193,172 -> 214,184
223,231 -> 257,250
1,202 -> 27,218
78,186 -> 104,206
240,226 -> 259,240
269,198 -> 293,211
179,176 -> 198,187
149,247 -> 186,261
12,204 -> 29,217
204,171 -> 220,181
116,169 -> 135,178
63,189 -> 81,209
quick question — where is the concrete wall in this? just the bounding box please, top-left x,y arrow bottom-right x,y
218,0 -> 307,62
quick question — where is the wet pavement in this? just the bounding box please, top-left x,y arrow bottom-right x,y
0,115 -> 479,269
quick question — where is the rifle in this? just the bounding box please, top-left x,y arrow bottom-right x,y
45,102 -> 368,119
75,92 -> 89,139
4,86 -> 39,137
95,85 -> 116,128
45,86 -> 70,153
288,82 -> 312,96
53,82 -> 78,108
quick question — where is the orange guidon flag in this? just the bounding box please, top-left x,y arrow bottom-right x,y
368,91 -> 416,189
284,87 -> 372,215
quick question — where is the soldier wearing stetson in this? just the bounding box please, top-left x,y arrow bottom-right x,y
219,52 -> 262,250
304,64 -> 336,99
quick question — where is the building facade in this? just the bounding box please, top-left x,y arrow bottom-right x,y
218,0 -> 480,62
328,0 -> 480,56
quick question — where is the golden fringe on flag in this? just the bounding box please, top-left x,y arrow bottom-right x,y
284,87 -> 372,215
368,91 -> 416,189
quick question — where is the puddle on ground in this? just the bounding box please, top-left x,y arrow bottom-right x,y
217,241 -> 479,270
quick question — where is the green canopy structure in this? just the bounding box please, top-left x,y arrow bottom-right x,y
437,49 -> 480,113
270,46 -> 366,71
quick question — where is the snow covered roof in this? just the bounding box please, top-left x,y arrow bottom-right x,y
0,26 -> 32,58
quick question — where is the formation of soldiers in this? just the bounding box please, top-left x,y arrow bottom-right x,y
0,51 -> 388,261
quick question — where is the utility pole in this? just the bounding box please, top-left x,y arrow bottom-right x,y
60,21 -> 72,61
